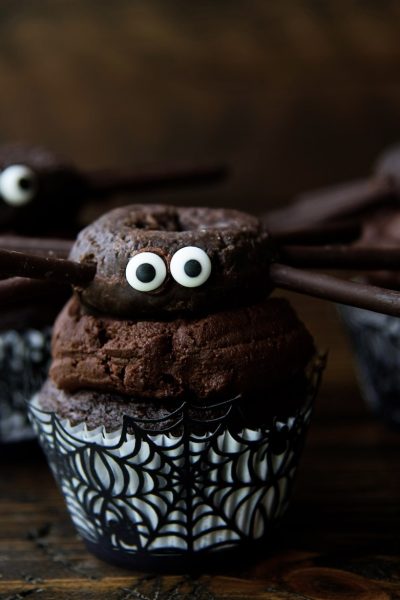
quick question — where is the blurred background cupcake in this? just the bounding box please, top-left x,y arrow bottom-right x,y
265,144 -> 400,428
265,145 -> 400,426
0,144 -> 79,443
0,143 -> 224,444
337,155 -> 400,428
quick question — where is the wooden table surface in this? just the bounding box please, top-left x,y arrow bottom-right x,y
1,292 -> 399,600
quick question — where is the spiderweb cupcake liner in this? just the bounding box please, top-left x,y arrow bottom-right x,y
28,355 -> 324,569
0,327 -> 52,444
338,304 -> 400,427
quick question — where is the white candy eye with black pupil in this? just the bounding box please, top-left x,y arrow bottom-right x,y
125,252 -> 167,292
170,246 -> 211,288
0,165 -> 37,207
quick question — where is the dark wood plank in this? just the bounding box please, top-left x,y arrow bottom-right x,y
1,1 -> 400,214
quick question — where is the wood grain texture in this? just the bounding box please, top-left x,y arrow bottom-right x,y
0,1 -> 400,214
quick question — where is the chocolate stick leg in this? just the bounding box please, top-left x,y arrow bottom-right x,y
270,263 -> 400,316
265,177 -> 391,232
85,163 -> 228,196
280,245 -> 400,269
0,249 -> 95,286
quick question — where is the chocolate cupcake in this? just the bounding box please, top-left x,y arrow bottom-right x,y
16,200 -> 400,565
24,204 -> 325,568
264,144 -> 400,428
4,194 -> 400,564
338,206 -> 400,427
0,289 -> 48,443
0,143 -> 79,442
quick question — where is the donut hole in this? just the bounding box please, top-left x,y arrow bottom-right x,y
120,206 -> 253,236
124,209 -> 186,232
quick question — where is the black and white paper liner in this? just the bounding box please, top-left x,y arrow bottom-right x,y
338,304 -> 400,427
0,327 -> 52,443
28,358 -> 324,562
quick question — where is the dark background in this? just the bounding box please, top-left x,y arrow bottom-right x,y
1,0 -> 400,213
2,4 -> 400,598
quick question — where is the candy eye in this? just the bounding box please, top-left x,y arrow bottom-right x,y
125,252 -> 167,292
0,165 -> 37,207
170,246 -> 211,288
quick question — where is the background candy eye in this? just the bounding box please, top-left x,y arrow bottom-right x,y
170,246 -> 211,288
125,252 -> 167,292
0,165 -> 37,207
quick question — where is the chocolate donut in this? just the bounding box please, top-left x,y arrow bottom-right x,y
70,204 -> 274,317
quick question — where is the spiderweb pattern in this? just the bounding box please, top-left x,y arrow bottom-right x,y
339,305 -> 400,426
0,327 -> 51,443
29,358 -> 323,558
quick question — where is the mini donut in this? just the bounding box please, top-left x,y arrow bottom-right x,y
69,204 -> 275,317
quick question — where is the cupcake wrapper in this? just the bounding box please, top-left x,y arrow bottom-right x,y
28,356 -> 324,566
338,304 -> 400,427
0,327 -> 52,443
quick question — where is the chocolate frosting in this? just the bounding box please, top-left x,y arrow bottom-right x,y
69,204 -> 274,317
39,371 -> 312,432
50,295 -> 315,402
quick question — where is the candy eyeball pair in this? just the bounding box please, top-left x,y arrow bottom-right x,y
0,165 -> 37,207
126,247 -> 212,292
